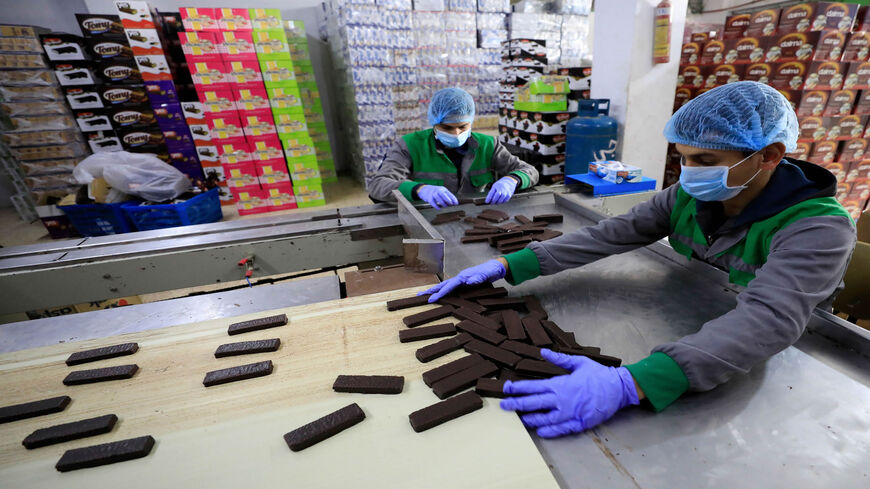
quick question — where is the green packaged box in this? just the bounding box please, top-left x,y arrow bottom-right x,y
260,60 -> 297,88
318,166 -> 337,183
267,86 -> 303,112
252,29 -> 290,60
528,75 -> 570,95
287,154 -> 321,183
288,42 -> 310,61
284,20 -> 306,43
250,8 -> 282,30
514,85 -> 568,112
293,182 -> 326,207
274,111 -> 308,136
293,61 -> 315,83
281,134 -> 316,158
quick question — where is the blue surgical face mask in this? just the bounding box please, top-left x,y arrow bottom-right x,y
679,150 -> 762,202
435,128 -> 471,148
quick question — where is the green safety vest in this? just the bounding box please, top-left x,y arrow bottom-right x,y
668,187 -> 852,286
401,129 -> 496,188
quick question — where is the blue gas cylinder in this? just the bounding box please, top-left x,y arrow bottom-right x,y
565,99 -> 619,175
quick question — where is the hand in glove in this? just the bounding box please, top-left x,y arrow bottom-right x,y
500,349 -> 640,438
485,176 -> 518,204
417,185 -> 459,209
419,259 -> 507,302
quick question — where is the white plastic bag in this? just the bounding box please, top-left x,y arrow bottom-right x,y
73,151 -> 189,202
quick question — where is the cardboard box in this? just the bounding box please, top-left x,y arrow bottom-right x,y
143,80 -> 178,104
84,38 -> 133,60
818,2 -> 858,32
765,31 -> 820,63
855,90 -> 870,115
513,110 -> 572,135
196,145 -> 220,163
700,39 -> 731,65
778,3 -> 820,34
95,84 -> 145,108
94,59 -> 143,85
125,29 -> 162,55
831,114 -> 868,140
134,54 -> 171,81
114,1 -> 155,29
847,161 -> 870,180
54,61 -> 97,86
86,130 -> 122,153
780,89 -> 807,112
189,60 -> 228,88
249,8 -> 283,31
75,109 -> 113,132
743,62 -> 774,84
65,86 -> 103,109
798,115 -> 830,141
117,126 -> 166,153
843,31 -> 870,63
181,101 -> 207,122
263,181 -> 297,211
224,59 -> 263,88
260,59 -> 296,87
804,60 -> 846,90
242,110 -> 278,138
252,30 -> 290,60
690,32 -> 711,44
162,129 -> 194,152
843,61 -> 870,90
293,182 -> 325,208
267,87 -> 303,112
208,113 -> 244,140
218,31 -> 256,61
234,188 -> 271,215
796,89 -> 829,117
723,13 -> 750,39
281,135 -> 315,158
189,123 -> 211,142
196,87 -> 237,113
810,139 -> 839,163
249,137 -> 284,162
217,8 -> 252,31
107,104 -> 156,129
732,36 -> 770,64
839,138 -> 869,162
233,86 -> 270,111
273,111 -> 307,136
286,155 -> 321,183
179,8 -> 219,31
218,141 -> 252,165
770,61 -> 808,90
76,14 -> 125,38
41,34 -> 87,61
178,32 -> 221,62
745,8 -> 781,37
153,102 -> 186,130
256,160 -> 290,184
816,30 -> 848,62
788,141 -> 813,160
824,89 -> 857,116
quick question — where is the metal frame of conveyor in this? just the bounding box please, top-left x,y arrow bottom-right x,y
393,189 -> 446,276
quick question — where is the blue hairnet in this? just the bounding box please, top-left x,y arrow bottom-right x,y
428,87 -> 475,126
663,81 -> 798,153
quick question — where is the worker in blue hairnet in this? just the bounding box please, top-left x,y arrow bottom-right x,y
421,82 -> 857,437
369,87 -> 539,207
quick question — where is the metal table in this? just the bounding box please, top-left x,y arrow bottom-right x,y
2,190 -> 869,488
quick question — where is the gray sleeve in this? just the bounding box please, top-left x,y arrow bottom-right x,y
491,139 -> 539,188
528,184 -> 679,275
368,139 -> 413,202
654,214 -> 857,392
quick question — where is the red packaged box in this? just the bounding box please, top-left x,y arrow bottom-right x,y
770,61 -> 808,90
208,113 -> 244,140
732,36 -> 770,64
704,64 -> 744,88
218,31 -> 257,61
690,32 -> 711,44
248,136 -> 284,162
115,1 -> 155,29
744,62 -> 774,83
723,13 -> 750,40
839,139 -> 869,162
700,38 -> 733,65
240,109 -> 277,138
765,31 -> 821,63
188,122 -> 211,142
218,141 -> 252,165
842,31 -> 870,63
745,8 -> 781,37
179,8 -> 219,31
775,89 -> 803,112
263,181 -> 297,212
233,86 -> 270,111
196,86 -> 237,114
830,114 -> 868,140
224,60 -> 263,89
856,5 -> 870,31
855,90 -> 870,115
779,2 -> 857,34
178,32 -> 221,62
234,188 -> 271,216
804,60 -> 846,90
815,30 -> 848,62
125,29 -> 163,56
798,115 -> 831,141
677,64 -> 706,88
134,54 -> 171,81
673,87 -> 694,112
823,89 -> 858,116
256,160 -> 290,185
817,2 -> 858,33
797,89 -> 830,117
810,139 -> 840,163
788,141 -> 813,160
680,41 -> 703,66
827,163 -> 851,183
847,160 -> 870,179
217,8 -> 253,31
189,60 -> 229,89
843,61 -> 870,90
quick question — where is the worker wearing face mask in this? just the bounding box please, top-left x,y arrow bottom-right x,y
368,87 -> 539,207
421,81 -> 857,438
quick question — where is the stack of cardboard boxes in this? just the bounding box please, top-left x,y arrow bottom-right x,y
673,1 -> 870,221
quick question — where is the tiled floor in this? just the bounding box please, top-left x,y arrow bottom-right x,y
0,175 -> 372,248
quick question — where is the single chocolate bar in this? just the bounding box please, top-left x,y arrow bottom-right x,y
409,391 -> 483,432
484,310 -> 504,328
455,320 -> 506,345
452,308 -> 502,330
523,295 -> 548,319
531,229 -> 563,241
475,378 -> 507,398
586,353 -> 622,368
386,294 -> 432,311
477,297 -> 528,311
284,403 -> 365,451
214,338 -> 281,358
515,359 -> 570,378
460,287 -> 508,301
464,339 -> 522,367
540,320 -> 579,348
472,224 -> 502,232
203,360 -> 273,387
502,310 -> 527,340
557,345 -> 601,356
65,343 -> 139,366
431,360 -> 498,399
63,365 -> 138,386
23,414 -> 117,449
461,234 -> 498,244
498,244 -> 529,254
333,375 -> 404,394
533,213 -> 563,224
463,217 -> 491,226
514,215 -> 533,225
496,236 -> 532,248
415,333 -> 472,362
403,305 -> 454,327
499,340 -> 543,360
487,231 -> 524,246
438,297 -> 487,314
514,224 -> 548,233
431,210 -> 466,225
479,209 -> 508,220
227,314 -> 288,335
0,396 -> 70,424
522,317 -> 552,347
55,435 -> 155,472
422,354 -> 484,387
465,228 -> 498,236
399,322 -> 457,343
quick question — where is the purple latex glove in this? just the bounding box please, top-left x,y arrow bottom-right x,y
418,259 -> 507,302
485,176 -> 518,204
500,349 -> 640,438
417,185 -> 459,209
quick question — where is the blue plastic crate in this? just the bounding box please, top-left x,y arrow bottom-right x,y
123,188 -> 223,231
58,201 -> 137,237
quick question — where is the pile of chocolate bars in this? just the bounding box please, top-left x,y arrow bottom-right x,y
387,283 -> 621,430
431,209 -> 564,254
